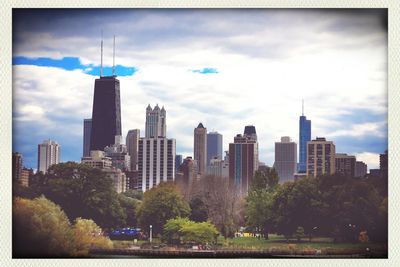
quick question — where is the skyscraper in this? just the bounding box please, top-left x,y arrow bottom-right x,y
138,105 -> 176,192
298,101 -> 311,173
306,137 -> 335,177
126,129 -> 140,171
104,136 -> 131,171
229,126 -> 259,196
194,123 -> 207,176
175,154 -> 183,171
90,36 -> 121,151
83,118 -> 92,157
274,136 -> 297,183
355,161 -> 368,178
37,139 -> 60,174
145,104 -> 166,138
207,131 -> 223,166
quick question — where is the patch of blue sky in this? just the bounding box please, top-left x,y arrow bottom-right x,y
191,67 -> 219,74
12,56 -> 138,77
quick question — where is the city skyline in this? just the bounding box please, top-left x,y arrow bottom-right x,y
12,9 -> 387,170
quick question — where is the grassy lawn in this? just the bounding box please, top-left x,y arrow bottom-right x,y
217,235 -> 387,253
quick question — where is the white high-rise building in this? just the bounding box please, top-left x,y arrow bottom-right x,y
139,104 -> 175,192
37,139 -> 60,174
126,129 -> 140,171
145,104 -> 166,138
104,136 -> 131,171
274,136 -> 297,183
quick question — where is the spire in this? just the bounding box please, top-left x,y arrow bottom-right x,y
100,30 -> 103,77
112,35 -> 116,76
302,99 -> 304,116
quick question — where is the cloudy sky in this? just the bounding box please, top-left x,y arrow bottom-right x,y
12,9 -> 387,171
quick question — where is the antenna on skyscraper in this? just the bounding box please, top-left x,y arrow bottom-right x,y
112,35 -> 116,76
302,99 -> 304,116
100,30 -> 103,77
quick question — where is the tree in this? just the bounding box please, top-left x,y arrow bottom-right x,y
189,196 -> 208,222
122,189 -> 144,200
245,168 -> 280,239
117,193 -> 141,227
137,182 -> 191,236
30,162 -> 126,229
13,196 -> 76,257
73,218 -> 113,256
163,217 -> 219,245
189,175 -> 244,238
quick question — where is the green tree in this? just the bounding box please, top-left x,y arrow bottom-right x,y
294,226 -> 305,242
13,196 -> 76,257
31,162 -> 126,229
137,182 -> 191,236
245,168 -> 280,239
163,217 -> 219,245
73,218 -> 113,256
122,189 -> 144,200
189,196 -> 208,222
117,193 -> 141,227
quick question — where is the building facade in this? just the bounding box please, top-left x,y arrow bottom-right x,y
138,138 -> 176,192
207,156 -> 229,179
306,137 -> 335,177
90,76 -> 121,151
12,152 -> 23,184
335,153 -> 356,177
229,126 -> 259,196
194,123 -> 207,176
175,154 -> 183,171
355,161 -> 368,178
83,118 -> 92,157
81,150 -> 126,193
207,131 -> 223,166
37,139 -> 60,174
126,129 -> 140,171
104,136 -> 131,171
145,104 -> 166,138
274,136 -> 297,183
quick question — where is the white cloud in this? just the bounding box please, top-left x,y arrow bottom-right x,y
355,152 -> 380,170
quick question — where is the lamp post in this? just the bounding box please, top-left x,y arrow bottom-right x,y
149,225 -> 153,243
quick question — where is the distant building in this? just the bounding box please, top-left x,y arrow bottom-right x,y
90,76 -> 121,151
355,161 -> 368,178
207,156 -> 229,178
145,104 -> 166,138
83,118 -> 92,157
335,153 -> 356,177
125,170 -> 139,191
274,136 -> 297,183
104,136 -> 131,171
12,152 -> 23,184
176,156 -> 198,190
138,138 -> 176,192
380,150 -> 388,177
229,126 -> 259,196
20,168 -> 33,187
306,137 -> 335,177
81,150 -> 126,193
138,104 -> 176,192
126,129 -> 140,171
299,101 -> 311,173
175,154 -> 183,171
81,150 -> 112,169
194,123 -> 207,176
37,139 -> 60,174
103,168 -> 127,193
369,169 -> 381,177
207,132 -> 223,166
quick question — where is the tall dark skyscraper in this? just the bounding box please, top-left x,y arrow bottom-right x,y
83,118 -> 92,157
298,101 -> 311,173
90,36 -> 122,151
